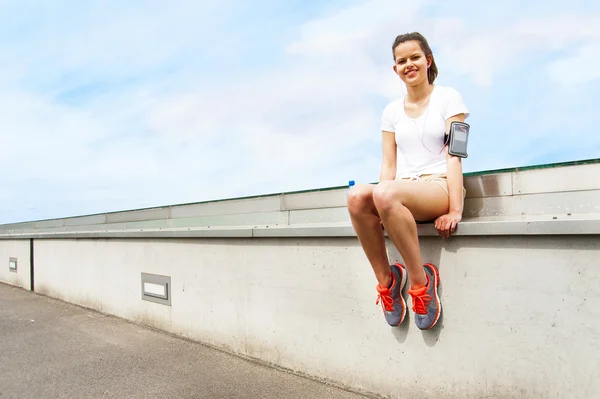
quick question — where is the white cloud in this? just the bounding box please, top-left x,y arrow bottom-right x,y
283,2 -> 600,90
286,0 -> 422,57
431,14 -> 600,87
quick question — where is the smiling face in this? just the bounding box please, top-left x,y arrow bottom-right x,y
393,40 -> 431,86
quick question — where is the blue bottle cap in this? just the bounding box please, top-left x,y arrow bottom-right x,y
348,180 -> 355,186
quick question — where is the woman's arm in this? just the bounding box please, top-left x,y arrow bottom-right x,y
380,131 -> 397,181
434,114 -> 466,238
445,114 -> 465,215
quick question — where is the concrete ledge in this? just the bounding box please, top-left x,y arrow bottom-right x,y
2,160 -> 600,239
0,226 -> 254,239
1,213 -> 599,239
255,214 -> 600,237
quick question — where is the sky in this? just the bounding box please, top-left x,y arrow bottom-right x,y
1,0 -> 599,224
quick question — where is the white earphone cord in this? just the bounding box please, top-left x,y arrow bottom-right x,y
401,81 -> 446,156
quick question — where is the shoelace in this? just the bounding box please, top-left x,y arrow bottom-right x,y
376,275 -> 396,312
376,288 -> 394,312
410,288 -> 431,315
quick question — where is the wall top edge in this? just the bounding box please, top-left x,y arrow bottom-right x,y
2,159 -> 599,228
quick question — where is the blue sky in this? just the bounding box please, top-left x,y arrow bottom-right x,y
1,0 -> 599,224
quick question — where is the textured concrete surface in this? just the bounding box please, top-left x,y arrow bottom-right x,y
0,240 -> 30,290
25,236 -> 600,398
0,283 -> 369,399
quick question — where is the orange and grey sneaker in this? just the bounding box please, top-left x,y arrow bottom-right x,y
376,263 -> 407,326
408,263 -> 441,330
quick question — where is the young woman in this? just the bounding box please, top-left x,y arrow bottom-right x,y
347,32 -> 469,330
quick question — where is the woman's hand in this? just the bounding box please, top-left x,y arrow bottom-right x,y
434,211 -> 462,239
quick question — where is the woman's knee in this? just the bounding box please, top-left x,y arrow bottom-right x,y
373,181 -> 406,214
346,185 -> 374,216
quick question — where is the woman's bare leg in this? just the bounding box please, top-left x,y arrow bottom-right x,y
372,180 -> 449,289
346,184 -> 392,287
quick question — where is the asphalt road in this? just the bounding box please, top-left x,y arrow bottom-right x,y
0,283 -> 369,399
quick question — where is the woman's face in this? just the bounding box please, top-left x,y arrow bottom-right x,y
393,40 -> 430,86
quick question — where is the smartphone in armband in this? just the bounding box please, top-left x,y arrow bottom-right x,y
446,121 -> 470,158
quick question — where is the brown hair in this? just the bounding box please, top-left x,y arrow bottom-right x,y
392,32 -> 438,84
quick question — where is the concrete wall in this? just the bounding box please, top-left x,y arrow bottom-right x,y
29,235 -> 600,399
0,240 -> 31,290
3,161 -> 600,398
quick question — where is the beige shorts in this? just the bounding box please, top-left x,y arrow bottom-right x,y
402,174 -> 467,198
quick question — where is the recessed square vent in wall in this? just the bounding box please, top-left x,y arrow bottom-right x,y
9,257 -> 17,273
141,273 -> 171,306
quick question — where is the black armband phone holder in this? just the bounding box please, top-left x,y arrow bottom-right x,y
444,121 -> 470,158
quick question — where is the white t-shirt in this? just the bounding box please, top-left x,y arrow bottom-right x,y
380,85 -> 469,179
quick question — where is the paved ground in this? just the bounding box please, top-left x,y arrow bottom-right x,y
0,283 -> 369,399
